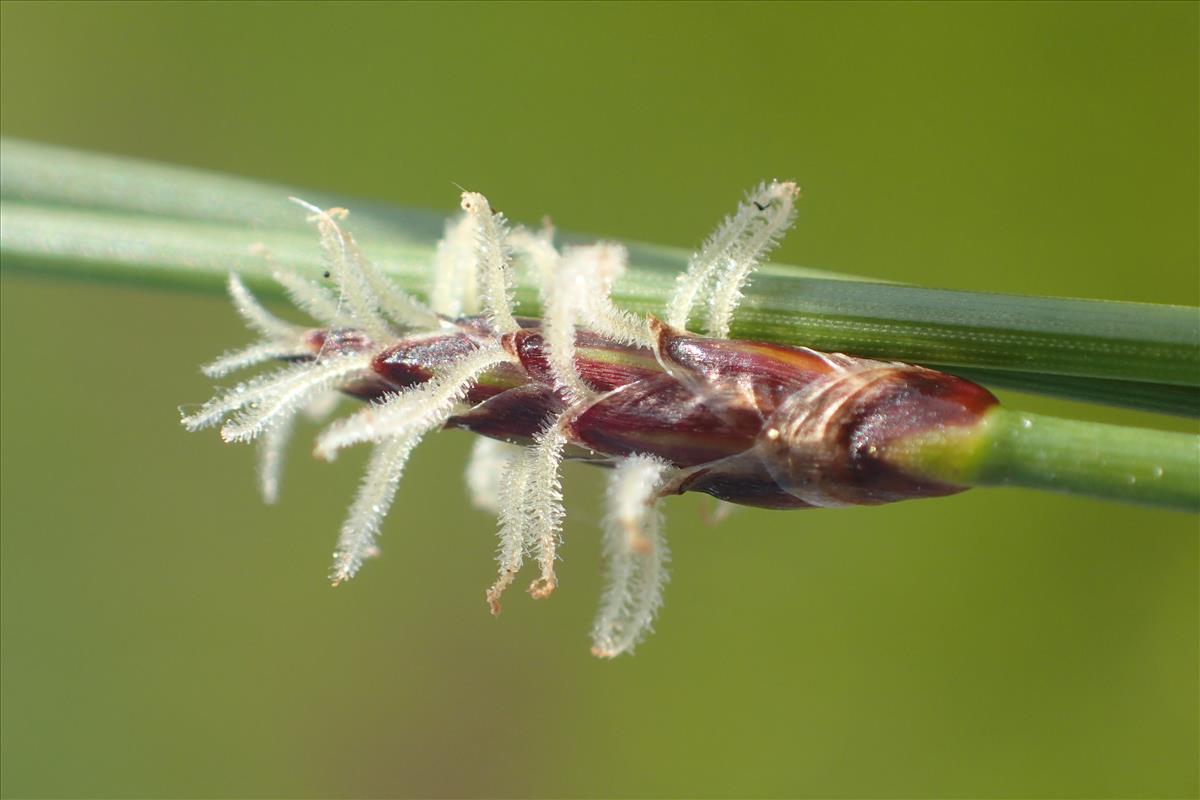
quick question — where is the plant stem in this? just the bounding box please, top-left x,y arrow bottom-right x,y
891,407 -> 1200,512
947,367 -> 1200,419
2,138 -> 1198,417
2,140 -> 1196,512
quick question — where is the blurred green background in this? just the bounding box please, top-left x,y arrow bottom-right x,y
2,2 -> 1197,798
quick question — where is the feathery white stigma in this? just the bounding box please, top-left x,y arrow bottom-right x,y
185,180 -> 799,656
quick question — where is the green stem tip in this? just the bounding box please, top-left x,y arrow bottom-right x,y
893,407 -> 1200,513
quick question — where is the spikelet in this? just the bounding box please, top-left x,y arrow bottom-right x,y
184,180 -> 825,659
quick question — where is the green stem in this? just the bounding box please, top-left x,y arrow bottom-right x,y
946,367 -> 1200,419
2,140 -> 1197,511
2,138 -> 1197,418
893,407 -> 1200,512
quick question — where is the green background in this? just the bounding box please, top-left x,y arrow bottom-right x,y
1,2 -> 1197,798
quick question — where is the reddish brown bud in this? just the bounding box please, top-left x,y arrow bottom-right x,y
372,333 -> 479,389
570,374 -> 759,466
757,364 -> 998,506
510,328 -> 662,393
315,316 -> 998,509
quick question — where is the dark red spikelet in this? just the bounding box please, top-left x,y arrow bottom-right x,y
315,315 -> 998,510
